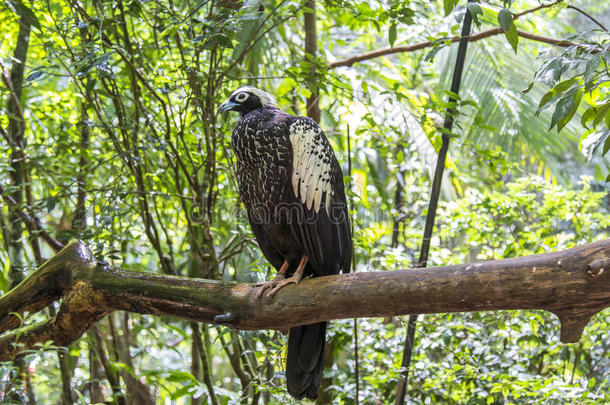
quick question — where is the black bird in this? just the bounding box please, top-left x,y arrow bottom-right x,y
218,87 -> 352,399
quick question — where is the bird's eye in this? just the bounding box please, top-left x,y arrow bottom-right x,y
235,92 -> 249,102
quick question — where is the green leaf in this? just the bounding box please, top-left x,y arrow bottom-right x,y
594,103 -> 610,128
443,0 -> 458,16
466,3 -> 483,28
550,88 -> 582,132
558,87 -> 582,131
549,90 -> 574,130
497,8 -> 514,32
537,77 -> 577,113
584,54 -> 600,89
535,57 -> 565,86
603,132 -> 610,156
581,107 -> 596,129
425,45 -> 444,62
388,23 -> 397,47
74,389 -> 87,405
504,24 -> 519,52
0,268 -> 8,294
170,385 -> 194,400
528,318 -> 539,337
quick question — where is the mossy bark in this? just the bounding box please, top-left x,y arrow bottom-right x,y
1,239 -> 609,360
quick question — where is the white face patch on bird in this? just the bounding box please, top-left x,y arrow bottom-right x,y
231,86 -> 275,106
235,92 -> 249,102
218,86 -> 276,116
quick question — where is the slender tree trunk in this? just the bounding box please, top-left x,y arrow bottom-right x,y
395,5 -> 474,403
91,324 -> 126,405
6,0 -> 30,294
192,323 -> 219,405
4,10 -> 35,405
304,3 -> 338,402
109,313 -> 154,404
191,322 -> 203,405
88,336 -> 105,404
304,0 -> 320,123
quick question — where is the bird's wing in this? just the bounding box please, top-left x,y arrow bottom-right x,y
288,117 -> 352,276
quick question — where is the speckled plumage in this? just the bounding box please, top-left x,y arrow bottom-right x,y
231,107 -> 293,211
220,88 -> 351,400
230,105 -> 351,277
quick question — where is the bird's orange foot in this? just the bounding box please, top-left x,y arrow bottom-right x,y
255,273 -> 286,299
255,256 -> 308,299
267,272 -> 304,297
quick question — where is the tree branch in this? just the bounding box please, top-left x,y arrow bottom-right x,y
329,28 -> 577,68
0,184 -> 65,253
1,239 -> 609,360
566,5 -> 608,32
329,1 -> 573,69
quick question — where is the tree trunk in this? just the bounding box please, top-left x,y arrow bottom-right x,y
6,0 -> 31,293
3,10 -> 34,405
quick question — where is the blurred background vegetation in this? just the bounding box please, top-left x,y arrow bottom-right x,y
0,0 -> 609,403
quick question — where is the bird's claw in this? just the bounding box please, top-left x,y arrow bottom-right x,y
255,274 -> 286,299
267,276 -> 300,297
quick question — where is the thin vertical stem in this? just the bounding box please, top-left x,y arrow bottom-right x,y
192,323 -> 219,405
394,3 -> 474,404
347,124 -> 359,404
304,0 -> 320,123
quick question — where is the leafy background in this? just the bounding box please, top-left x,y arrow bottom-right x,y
0,0 -> 609,404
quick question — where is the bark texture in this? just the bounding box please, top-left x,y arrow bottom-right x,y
0,239 -> 609,360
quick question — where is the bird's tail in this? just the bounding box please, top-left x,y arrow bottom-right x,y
286,322 -> 327,400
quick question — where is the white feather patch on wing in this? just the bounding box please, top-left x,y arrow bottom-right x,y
289,120 -> 334,214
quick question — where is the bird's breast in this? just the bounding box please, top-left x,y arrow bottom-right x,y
232,123 -> 292,211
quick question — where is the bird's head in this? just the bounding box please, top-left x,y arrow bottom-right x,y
218,87 -> 276,116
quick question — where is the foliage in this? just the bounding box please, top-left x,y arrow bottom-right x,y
323,176 -> 610,404
0,0 -> 608,404
532,32 -> 610,180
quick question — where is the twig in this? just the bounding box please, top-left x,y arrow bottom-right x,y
330,28 -> 577,68
217,331 -> 252,395
513,0 -> 565,19
330,0 -> 573,69
0,184 -> 65,252
517,30 -> 577,46
567,5 -> 608,31
395,5 -> 473,403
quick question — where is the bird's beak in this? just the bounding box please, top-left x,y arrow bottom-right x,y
218,101 -> 237,114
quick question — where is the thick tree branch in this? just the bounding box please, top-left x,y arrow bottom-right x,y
0,239 -> 609,360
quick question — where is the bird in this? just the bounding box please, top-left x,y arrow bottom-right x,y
218,86 -> 352,400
